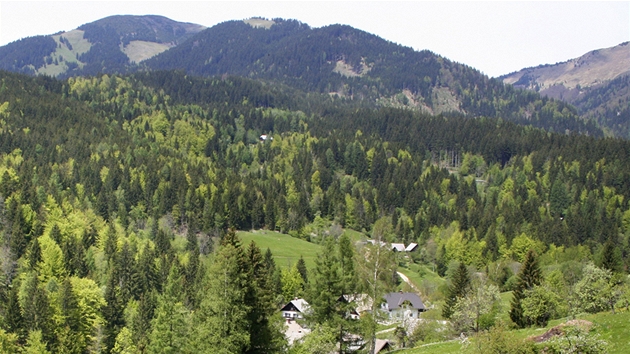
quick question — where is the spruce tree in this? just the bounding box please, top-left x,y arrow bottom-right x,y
132,292 -> 156,353
600,238 -> 622,273
147,265 -> 190,354
245,241 -> 284,354
103,270 -> 125,353
193,234 -> 250,353
27,237 -> 41,270
21,273 -> 54,349
442,262 -> 471,319
309,236 -> 341,324
184,225 -> 201,309
296,255 -> 308,287
338,233 -> 356,295
510,249 -> 542,328
4,285 -> 25,343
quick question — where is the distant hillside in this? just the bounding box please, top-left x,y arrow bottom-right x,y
0,16 -> 602,136
143,18 -> 600,136
501,42 -> 630,137
0,15 -> 205,78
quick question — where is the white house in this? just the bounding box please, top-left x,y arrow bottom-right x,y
280,298 -> 309,320
365,240 -> 418,252
381,292 -> 426,320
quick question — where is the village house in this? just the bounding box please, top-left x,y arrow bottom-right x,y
280,298 -> 309,320
381,292 -> 426,320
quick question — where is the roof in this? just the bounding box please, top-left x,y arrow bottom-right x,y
374,339 -> 392,353
383,292 -> 425,311
405,243 -> 418,252
391,243 -> 406,252
281,298 -> 309,313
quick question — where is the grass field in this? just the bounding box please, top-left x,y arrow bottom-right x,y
237,230 -> 322,269
399,310 -> 630,353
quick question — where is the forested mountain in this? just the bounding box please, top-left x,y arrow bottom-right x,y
0,15 -> 204,78
501,42 -> 630,137
143,18 -> 600,136
0,69 -> 628,352
0,16 -> 601,136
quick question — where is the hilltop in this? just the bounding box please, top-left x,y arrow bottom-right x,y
0,15 -> 205,77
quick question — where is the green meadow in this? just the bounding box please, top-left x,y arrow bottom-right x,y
237,230 -> 322,269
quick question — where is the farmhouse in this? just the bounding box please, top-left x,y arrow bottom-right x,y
381,292 -> 426,320
365,240 -> 417,252
280,298 -> 309,320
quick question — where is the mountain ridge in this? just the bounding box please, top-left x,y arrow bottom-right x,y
501,42 -> 630,137
0,15 -> 602,136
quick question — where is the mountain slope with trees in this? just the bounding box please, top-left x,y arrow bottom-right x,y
0,15 -> 205,78
501,42 -> 630,138
0,65 -> 628,352
144,18 -> 600,136
0,16 -> 601,137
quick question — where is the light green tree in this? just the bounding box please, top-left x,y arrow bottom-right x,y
451,275 -> 500,333
282,264 -> 304,300
112,327 -> 139,354
23,330 -> 51,354
574,263 -> 623,314
289,324 -> 337,354
521,284 -> 561,327
357,216 -> 397,354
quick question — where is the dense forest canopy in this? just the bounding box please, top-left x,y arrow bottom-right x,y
0,69 -> 628,352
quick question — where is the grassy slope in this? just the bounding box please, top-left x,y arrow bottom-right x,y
400,310 -> 630,353
237,230 -> 322,269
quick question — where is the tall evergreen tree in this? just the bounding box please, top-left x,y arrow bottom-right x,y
103,269 -> 125,353
296,255 -> 308,288
244,241 -> 285,354
147,265 -> 190,354
4,285 -> 25,343
338,233 -> 356,295
442,262 -> 471,319
600,238 -> 622,273
193,234 -> 250,353
510,249 -> 543,328
309,237 -> 341,324
21,273 -> 54,350
264,247 -> 283,296
132,292 -> 156,353
184,225 -> 201,309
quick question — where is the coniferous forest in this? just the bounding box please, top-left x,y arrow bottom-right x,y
0,66 -> 629,353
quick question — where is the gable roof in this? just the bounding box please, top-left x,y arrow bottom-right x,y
383,292 -> 425,311
391,243 -> 406,252
374,339 -> 392,353
281,298 -> 309,313
405,243 -> 418,252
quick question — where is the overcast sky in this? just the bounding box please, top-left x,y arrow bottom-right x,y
1,1 -> 628,77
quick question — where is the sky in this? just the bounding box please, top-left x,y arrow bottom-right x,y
0,1 -> 628,77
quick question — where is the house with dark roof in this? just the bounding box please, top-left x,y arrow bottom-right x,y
280,298 -> 309,320
381,292 -> 426,320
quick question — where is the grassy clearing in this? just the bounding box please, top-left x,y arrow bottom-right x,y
343,228 -> 366,242
399,310 -> 630,353
237,230 -> 321,269
397,263 -> 446,302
